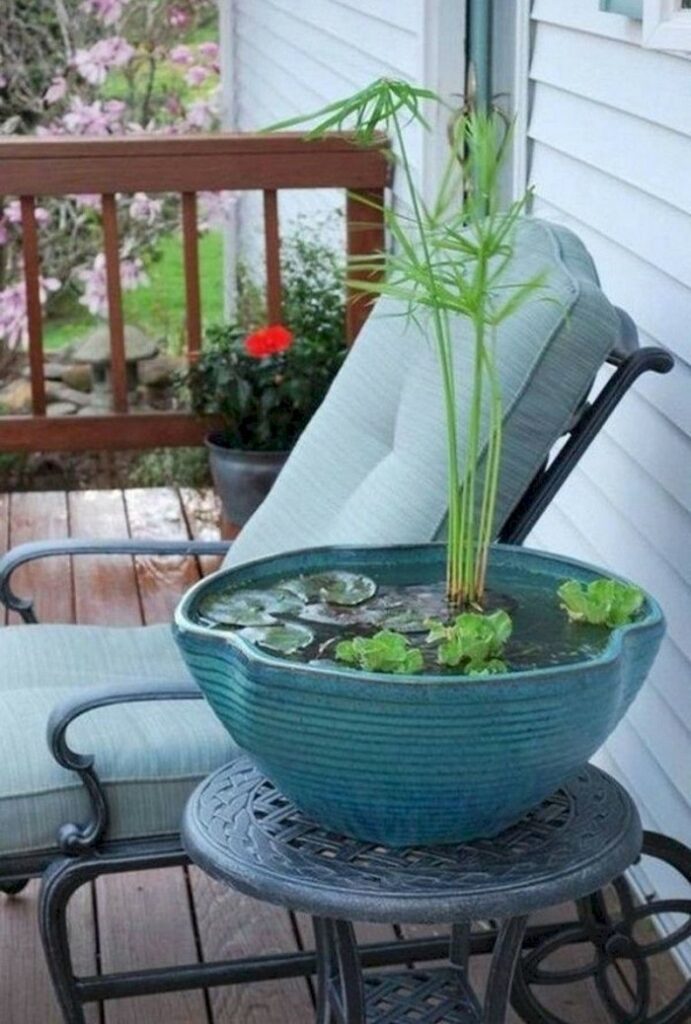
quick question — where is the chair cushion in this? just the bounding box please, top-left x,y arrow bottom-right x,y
0,625 -> 236,857
225,218 -> 620,567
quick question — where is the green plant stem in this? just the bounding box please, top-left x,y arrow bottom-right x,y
475,337 -> 503,597
389,107 -> 463,603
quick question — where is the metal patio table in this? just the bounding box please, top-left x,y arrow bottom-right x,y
183,756 -> 642,1024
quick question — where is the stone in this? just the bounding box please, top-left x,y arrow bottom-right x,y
60,364 -> 93,392
137,353 -> 185,387
0,378 -> 32,413
43,362 -> 66,381
46,401 -> 78,417
73,325 -> 158,365
50,384 -> 96,408
76,405 -> 111,416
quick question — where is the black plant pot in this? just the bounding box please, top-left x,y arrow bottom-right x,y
205,432 -> 287,527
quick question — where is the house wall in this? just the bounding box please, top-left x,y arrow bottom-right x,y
225,0 -> 464,283
526,0 -> 691,940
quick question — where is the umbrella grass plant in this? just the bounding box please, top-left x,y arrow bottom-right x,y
268,80 -> 546,609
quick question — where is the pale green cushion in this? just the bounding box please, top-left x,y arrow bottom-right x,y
226,218 -> 620,567
0,625 -> 236,856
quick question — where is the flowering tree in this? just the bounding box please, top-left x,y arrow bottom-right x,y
0,0 -> 223,372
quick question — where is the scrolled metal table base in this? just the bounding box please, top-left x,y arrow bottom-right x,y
512,831 -> 691,1024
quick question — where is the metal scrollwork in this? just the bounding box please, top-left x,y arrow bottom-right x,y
512,832 -> 691,1024
48,681 -> 203,856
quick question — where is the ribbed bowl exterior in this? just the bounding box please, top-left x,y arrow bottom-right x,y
174,545 -> 664,846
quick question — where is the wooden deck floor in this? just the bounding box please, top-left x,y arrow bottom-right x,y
0,487 -> 683,1024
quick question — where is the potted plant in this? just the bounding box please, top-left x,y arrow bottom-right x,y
182,227 -> 346,525
174,81 -> 664,845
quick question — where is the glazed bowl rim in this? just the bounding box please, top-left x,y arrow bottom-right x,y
173,542 -> 664,686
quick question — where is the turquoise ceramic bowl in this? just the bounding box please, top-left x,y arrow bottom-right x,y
174,544 -> 664,846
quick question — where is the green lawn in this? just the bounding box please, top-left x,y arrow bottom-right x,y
44,230 -> 225,352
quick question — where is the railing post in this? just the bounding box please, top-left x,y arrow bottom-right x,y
182,192 -> 202,359
101,194 -> 128,413
263,189 -> 282,324
19,196 -> 47,415
345,187 -> 385,346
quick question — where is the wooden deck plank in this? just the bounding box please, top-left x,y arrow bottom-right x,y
179,487 -> 224,576
97,868 -> 210,1024
0,882 -> 99,1024
7,491 -> 71,624
189,867 -> 314,1024
65,487 -> 209,1024
68,489 -> 141,626
124,487 -> 199,623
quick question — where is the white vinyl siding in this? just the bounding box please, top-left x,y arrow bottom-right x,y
528,0 -> 691,956
227,0 -> 426,272
225,0 -> 464,279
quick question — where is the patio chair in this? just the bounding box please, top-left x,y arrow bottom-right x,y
0,218 -> 677,1023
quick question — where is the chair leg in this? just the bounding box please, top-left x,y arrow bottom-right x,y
39,857 -> 94,1024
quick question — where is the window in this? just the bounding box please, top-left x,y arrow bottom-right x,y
643,0 -> 691,49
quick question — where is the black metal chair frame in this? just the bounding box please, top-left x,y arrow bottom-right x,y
1,311 -> 689,1024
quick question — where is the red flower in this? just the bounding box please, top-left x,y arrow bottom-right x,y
244,324 -> 294,358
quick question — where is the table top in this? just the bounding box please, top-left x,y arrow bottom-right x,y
182,756 -> 641,924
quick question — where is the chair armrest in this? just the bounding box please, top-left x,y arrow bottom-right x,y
47,679 -> 204,855
0,537 -> 232,623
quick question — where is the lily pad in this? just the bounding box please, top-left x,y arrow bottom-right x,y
239,623 -> 314,655
375,608 -> 431,634
299,602 -> 370,628
281,572 -> 377,607
198,587 -> 303,627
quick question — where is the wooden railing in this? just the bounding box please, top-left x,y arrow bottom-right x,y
0,133 -> 390,452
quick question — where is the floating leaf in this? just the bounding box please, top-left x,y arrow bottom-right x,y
199,587 -> 303,627
239,623 -> 314,655
375,608 -> 431,634
281,572 -> 377,606
298,602 -> 368,628
558,578 -> 644,629
335,630 -> 424,674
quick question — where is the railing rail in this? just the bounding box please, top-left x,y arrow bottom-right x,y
0,133 -> 390,452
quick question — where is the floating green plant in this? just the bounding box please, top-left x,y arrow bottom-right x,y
558,579 -> 644,629
335,630 -> 424,674
426,609 -> 512,674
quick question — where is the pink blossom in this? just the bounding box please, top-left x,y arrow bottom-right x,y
77,253 -> 148,317
44,76 -> 68,105
184,96 -> 218,131
185,64 -> 211,87
129,192 -> 163,224
74,37 -> 134,85
0,277 -> 59,349
120,256 -> 148,290
61,97 -> 124,135
81,0 -> 129,26
197,42 -> 219,62
170,44 -> 193,65
2,201 -> 50,227
168,6 -> 190,28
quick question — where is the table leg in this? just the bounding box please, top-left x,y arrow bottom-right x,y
484,915 -> 529,1024
314,917 -> 366,1024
